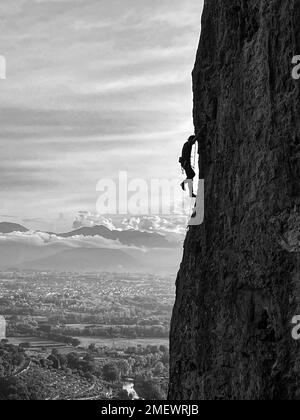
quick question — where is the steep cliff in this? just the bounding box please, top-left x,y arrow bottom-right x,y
169,0 -> 300,400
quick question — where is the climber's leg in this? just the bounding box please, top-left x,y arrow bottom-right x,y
187,179 -> 196,198
183,166 -> 196,197
181,178 -> 193,192
180,179 -> 195,197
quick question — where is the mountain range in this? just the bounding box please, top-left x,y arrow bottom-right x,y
0,222 -> 182,273
0,222 -> 28,233
0,222 -> 178,248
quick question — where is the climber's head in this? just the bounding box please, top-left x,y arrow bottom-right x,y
188,135 -> 196,144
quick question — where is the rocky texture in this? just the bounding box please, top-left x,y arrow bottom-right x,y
169,0 -> 300,400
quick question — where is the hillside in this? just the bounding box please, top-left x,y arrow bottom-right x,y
0,223 -> 28,234
0,242 -> 66,267
57,225 -> 178,248
17,248 -> 142,272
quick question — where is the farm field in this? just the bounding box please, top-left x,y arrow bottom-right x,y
65,324 -> 144,330
7,337 -> 75,354
8,337 -> 65,347
73,336 -> 169,348
8,335 -> 169,350
65,324 -> 92,330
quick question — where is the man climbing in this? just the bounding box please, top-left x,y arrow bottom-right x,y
179,134 -> 198,198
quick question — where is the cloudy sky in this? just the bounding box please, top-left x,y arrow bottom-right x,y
0,0 -> 203,232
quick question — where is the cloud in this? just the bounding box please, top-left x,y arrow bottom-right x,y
122,216 -> 186,240
0,0 -> 26,16
77,71 -> 188,95
73,211 -> 116,230
0,230 -> 139,250
73,211 -> 186,241
0,0 -> 203,228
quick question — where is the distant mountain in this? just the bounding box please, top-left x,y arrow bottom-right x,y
16,248 -> 144,272
0,242 -> 69,268
125,247 -> 182,272
0,222 -> 28,234
57,225 -> 178,248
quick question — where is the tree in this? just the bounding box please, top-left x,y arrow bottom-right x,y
134,378 -> 166,400
58,354 -> 67,369
88,343 -> 96,353
47,354 -> 60,369
80,359 -> 96,374
66,352 -> 80,370
103,363 -> 120,382
84,372 -> 95,382
51,348 -> 59,357
116,360 -> 130,377
116,389 -> 131,400
153,362 -> 164,376
71,338 -> 81,347
84,353 -> 95,363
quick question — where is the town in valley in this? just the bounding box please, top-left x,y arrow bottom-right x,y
0,270 -> 175,400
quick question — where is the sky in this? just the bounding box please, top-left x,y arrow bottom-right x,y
0,0 -> 203,233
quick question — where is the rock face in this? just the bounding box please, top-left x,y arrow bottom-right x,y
169,0 -> 300,400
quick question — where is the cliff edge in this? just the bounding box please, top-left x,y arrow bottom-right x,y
169,0 -> 300,400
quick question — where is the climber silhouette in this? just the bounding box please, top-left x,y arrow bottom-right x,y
179,135 -> 198,198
